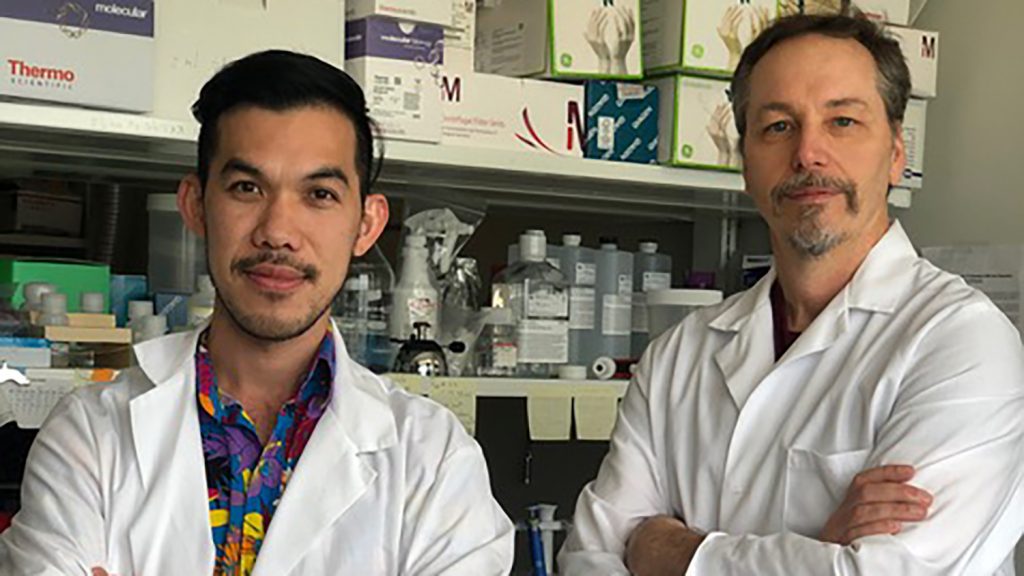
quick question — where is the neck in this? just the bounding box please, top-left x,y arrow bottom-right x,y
205,307 -> 330,408
773,219 -> 891,332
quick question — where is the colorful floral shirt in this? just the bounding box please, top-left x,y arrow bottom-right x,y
196,333 -> 335,576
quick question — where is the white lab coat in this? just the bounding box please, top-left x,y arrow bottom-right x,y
560,221 -> 1024,575
0,323 -> 514,576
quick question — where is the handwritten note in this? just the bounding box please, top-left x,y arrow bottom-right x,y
573,384 -> 621,441
429,379 -> 479,436
526,384 -> 573,441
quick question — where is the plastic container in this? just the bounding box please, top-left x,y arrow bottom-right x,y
588,239 -> 634,374
646,289 -> 724,341
558,234 -> 596,367
187,275 -> 216,327
147,194 -> 206,294
475,307 -> 518,377
492,230 -> 569,378
631,241 -> 673,358
80,292 -> 106,314
38,293 -> 69,327
20,282 -> 56,312
391,234 -> 441,341
335,245 -> 396,373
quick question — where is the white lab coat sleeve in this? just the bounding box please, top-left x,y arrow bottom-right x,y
558,347 -> 668,576
399,429 -> 515,576
0,391 -> 107,576
687,302 -> 1024,575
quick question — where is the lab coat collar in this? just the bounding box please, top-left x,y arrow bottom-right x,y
129,319 -> 398,576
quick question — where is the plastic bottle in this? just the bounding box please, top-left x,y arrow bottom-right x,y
21,282 -> 56,313
187,275 -> 216,327
590,239 -> 634,373
128,300 -> 155,343
492,230 -> 569,378
474,307 -> 518,377
136,314 -> 168,343
80,292 -> 106,314
335,245 -> 396,373
38,293 -> 70,368
557,234 -> 597,367
631,241 -> 673,357
391,234 -> 441,342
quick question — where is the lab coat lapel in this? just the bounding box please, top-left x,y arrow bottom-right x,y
252,326 -> 398,576
127,328 -> 215,575
711,272 -> 777,410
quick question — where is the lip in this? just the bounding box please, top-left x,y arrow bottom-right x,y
784,187 -> 842,204
243,264 -> 306,293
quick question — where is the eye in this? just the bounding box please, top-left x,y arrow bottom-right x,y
310,188 -> 339,203
764,120 -> 790,134
229,181 -> 260,195
833,117 -> 856,128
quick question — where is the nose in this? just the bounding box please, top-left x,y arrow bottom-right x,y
792,123 -> 831,172
251,192 -> 302,252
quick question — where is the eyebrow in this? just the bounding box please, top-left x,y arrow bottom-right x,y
304,167 -> 351,188
219,159 -> 351,187
756,98 -> 871,118
220,158 -> 263,179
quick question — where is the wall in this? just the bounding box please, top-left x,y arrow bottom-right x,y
900,1 -> 1024,247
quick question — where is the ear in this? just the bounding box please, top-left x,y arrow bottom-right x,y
888,123 -> 907,188
177,174 -> 207,239
352,193 -> 390,257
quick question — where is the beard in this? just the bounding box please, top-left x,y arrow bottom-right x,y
771,172 -> 859,259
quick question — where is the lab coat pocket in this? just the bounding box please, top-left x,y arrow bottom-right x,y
784,447 -> 871,538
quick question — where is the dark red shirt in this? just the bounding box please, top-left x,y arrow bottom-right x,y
771,281 -> 802,361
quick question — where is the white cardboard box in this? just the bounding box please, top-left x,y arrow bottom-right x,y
476,0 -> 643,80
346,0 -> 451,27
152,0 -> 344,122
900,97 -> 927,189
856,0 -> 911,25
346,17 -> 444,143
655,75 -> 741,171
888,25 -> 939,99
643,0 -> 777,77
445,0 -> 476,72
440,72 -> 585,157
0,0 -> 154,112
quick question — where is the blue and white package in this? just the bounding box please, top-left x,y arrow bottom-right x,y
585,81 -> 659,164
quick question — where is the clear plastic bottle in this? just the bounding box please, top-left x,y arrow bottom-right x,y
631,241 -> 673,358
590,239 -> 634,370
335,245 -> 396,373
391,234 -> 441,342
558,234 -> 597,367
492,230 -> 569,378
475,307 -> 518,377
188,275 -> 216,327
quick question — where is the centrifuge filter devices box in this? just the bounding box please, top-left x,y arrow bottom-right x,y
476,0 -> 643,80
0,0 -> 154,112
584,81 -> 659,164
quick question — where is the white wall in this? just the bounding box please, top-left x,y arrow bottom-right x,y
900,1 -> 1024,246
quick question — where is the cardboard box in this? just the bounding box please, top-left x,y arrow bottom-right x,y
900,98 -> 926,189
0,0 -> 154,112
152,0 -> 345,123
655,75 -> 741,171
584,81 -> 659,164
0,337 -> 51,369
778,0 -> 910,25
0,259 -> 110,313
444,0 -> 476,72
346,17 -> 444,143
346,0 -> 451,27
440,72 -> 585,157
643,0 -> 777,77
0,189 -> 82,237
476,0 -> 643,80
888,25 -> 938,99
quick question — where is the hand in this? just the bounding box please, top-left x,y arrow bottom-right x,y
607,5 -> 636,74
718,5 -> 745,70
625,515 -> 705,576
778,0 -> 801,16
92,569 -> 116,576
584,7 -> 612,72
707,102 -> 738,167
820,465 -> 934,545
750,6 -> 774,40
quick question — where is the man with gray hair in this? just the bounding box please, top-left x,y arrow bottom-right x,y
560,10 -> 1024,576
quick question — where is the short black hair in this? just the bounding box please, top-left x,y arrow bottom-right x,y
730,9 -> 911,151
191,50 -> 381,198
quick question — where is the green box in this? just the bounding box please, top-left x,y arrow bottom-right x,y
0,258 -> 111,313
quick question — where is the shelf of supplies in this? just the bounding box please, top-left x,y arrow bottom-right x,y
385,373 -> 629,399
0,233 -> 86,249
0,101 -> 755,216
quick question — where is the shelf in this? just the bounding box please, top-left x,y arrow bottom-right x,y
0,233 -> 86,249
0,101 -> 756,217
385,373 -> 629,399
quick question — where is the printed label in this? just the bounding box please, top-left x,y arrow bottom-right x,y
602,294 -> 632,336
642,272 -> 671,292
575,263 -> 597,286
569,287 -> 596,330
518,319 -> 569,364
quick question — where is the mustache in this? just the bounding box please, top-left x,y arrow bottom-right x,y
771,172 -> 859,215
231,252 -> 320,281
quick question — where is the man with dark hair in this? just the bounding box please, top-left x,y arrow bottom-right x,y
560,12 -> 1024,576
0,51 -> 513,575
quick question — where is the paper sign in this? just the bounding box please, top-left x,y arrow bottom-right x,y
1,381 -> 76,429
387,373 -> 428,395
429,378 -> 478,436
573,383 -> 622,440
526,384 -> 573,441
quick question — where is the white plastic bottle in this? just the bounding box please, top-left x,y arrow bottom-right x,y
188,275 -> 216,327
590,239 -> 634,372
631,241 -> 673,357
38,293 -> 70,368
558,234 -> 597,368
391,234 -> 441,342
492,230 -> 569,378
